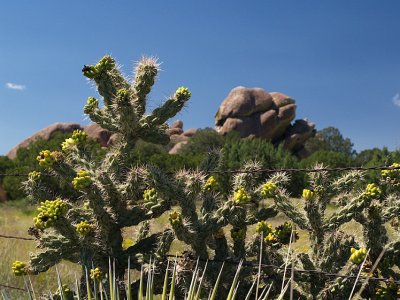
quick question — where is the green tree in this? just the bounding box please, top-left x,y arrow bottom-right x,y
305,126 -> 354,156
179,127 -> 224,156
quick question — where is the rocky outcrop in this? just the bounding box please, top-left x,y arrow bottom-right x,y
167,120 -> 197,154
84,123 -> 114,147
215,87 -> 315,155
7,122 -> 116,159
7,123 -> 83,159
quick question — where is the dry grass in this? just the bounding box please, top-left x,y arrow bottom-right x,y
0,198 -> 397,297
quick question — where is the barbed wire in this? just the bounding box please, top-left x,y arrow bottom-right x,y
0,234 -> 34,241
0,165 -> 399,178
0,283 -> 27,292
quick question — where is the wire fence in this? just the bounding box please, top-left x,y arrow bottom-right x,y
1,164 -> 400,294
0,164 -> 400,178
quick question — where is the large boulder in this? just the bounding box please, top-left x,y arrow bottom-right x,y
215,87 -> 296,141
215,87 -> 273,128
214,87 -> 315,155
7,122 -> 83,159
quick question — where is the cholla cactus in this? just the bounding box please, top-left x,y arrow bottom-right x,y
22,55 -> 189,292
263,165 -> 400,298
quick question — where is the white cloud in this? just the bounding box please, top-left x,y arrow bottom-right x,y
6,82 -> 26,91
393,93 -> 400,107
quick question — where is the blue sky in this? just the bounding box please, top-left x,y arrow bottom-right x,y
1,1 -> 400,155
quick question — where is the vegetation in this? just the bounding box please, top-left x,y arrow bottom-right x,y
2,55 -> 400,299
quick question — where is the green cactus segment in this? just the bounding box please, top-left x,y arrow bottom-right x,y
37,150 -> 56,168
75,221 -> 92,235
375,279 -> 400,299
132,57 -> 159,116
33,199 -> 69,230
142,86 -> 191,127
11,260 -> 27,276
28,171 -> 41,180
260,181 -> 277,198
349,247 -> 367,264
72,170 -> 92,190
233,187 -> 251,204
231,227 -> 246,241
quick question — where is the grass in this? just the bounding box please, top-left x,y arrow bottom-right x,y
0,199 -> 80,298
0,198 -> 397,298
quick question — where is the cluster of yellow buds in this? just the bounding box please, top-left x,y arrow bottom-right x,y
381,163 -> 400,187
143,188 -> 158,203
12,260 -> 27,276
264,232 -> 278,243
84,97 -> 99,114
260,181 -> 277,198
83,56 -> 116,79
234,187 -> 251,204
361,183 -> 382,201
175,86 -> 191,101
302,189 -> 316,201
28,171 -> 41,181
34,199 -> 69,229
264,222 -> 299,245
375,279 -> 400,299
75,221 -> 92,235
256,221 -> 273,235
36,150 -> 56,168
350,247 -> 367,264
72,170 -> 92,190
231,228 -> 246,241
204,176 -> 219,192
90,267 -> 103,280
169,211 -> 182,226
62,130 -> 87,151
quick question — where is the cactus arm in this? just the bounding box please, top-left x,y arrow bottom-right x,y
324,194 -> 368,231
131,57 -> 159,117
120,203 -> 170,227
30,234 -> 79,274
123,230 -> 172,267
83,56 -> 130,107
273,192 -> 310,230
140,87 -> 191,127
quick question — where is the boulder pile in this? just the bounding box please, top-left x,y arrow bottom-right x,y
215,86 -> 315,156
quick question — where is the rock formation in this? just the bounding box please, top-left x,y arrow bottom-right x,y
7,87 -> 315,159
7,122 -> 115,159
215,86 -> 315,156
168,120 -> 197,154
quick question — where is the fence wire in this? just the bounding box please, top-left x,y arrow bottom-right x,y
0,165 -> 400,178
